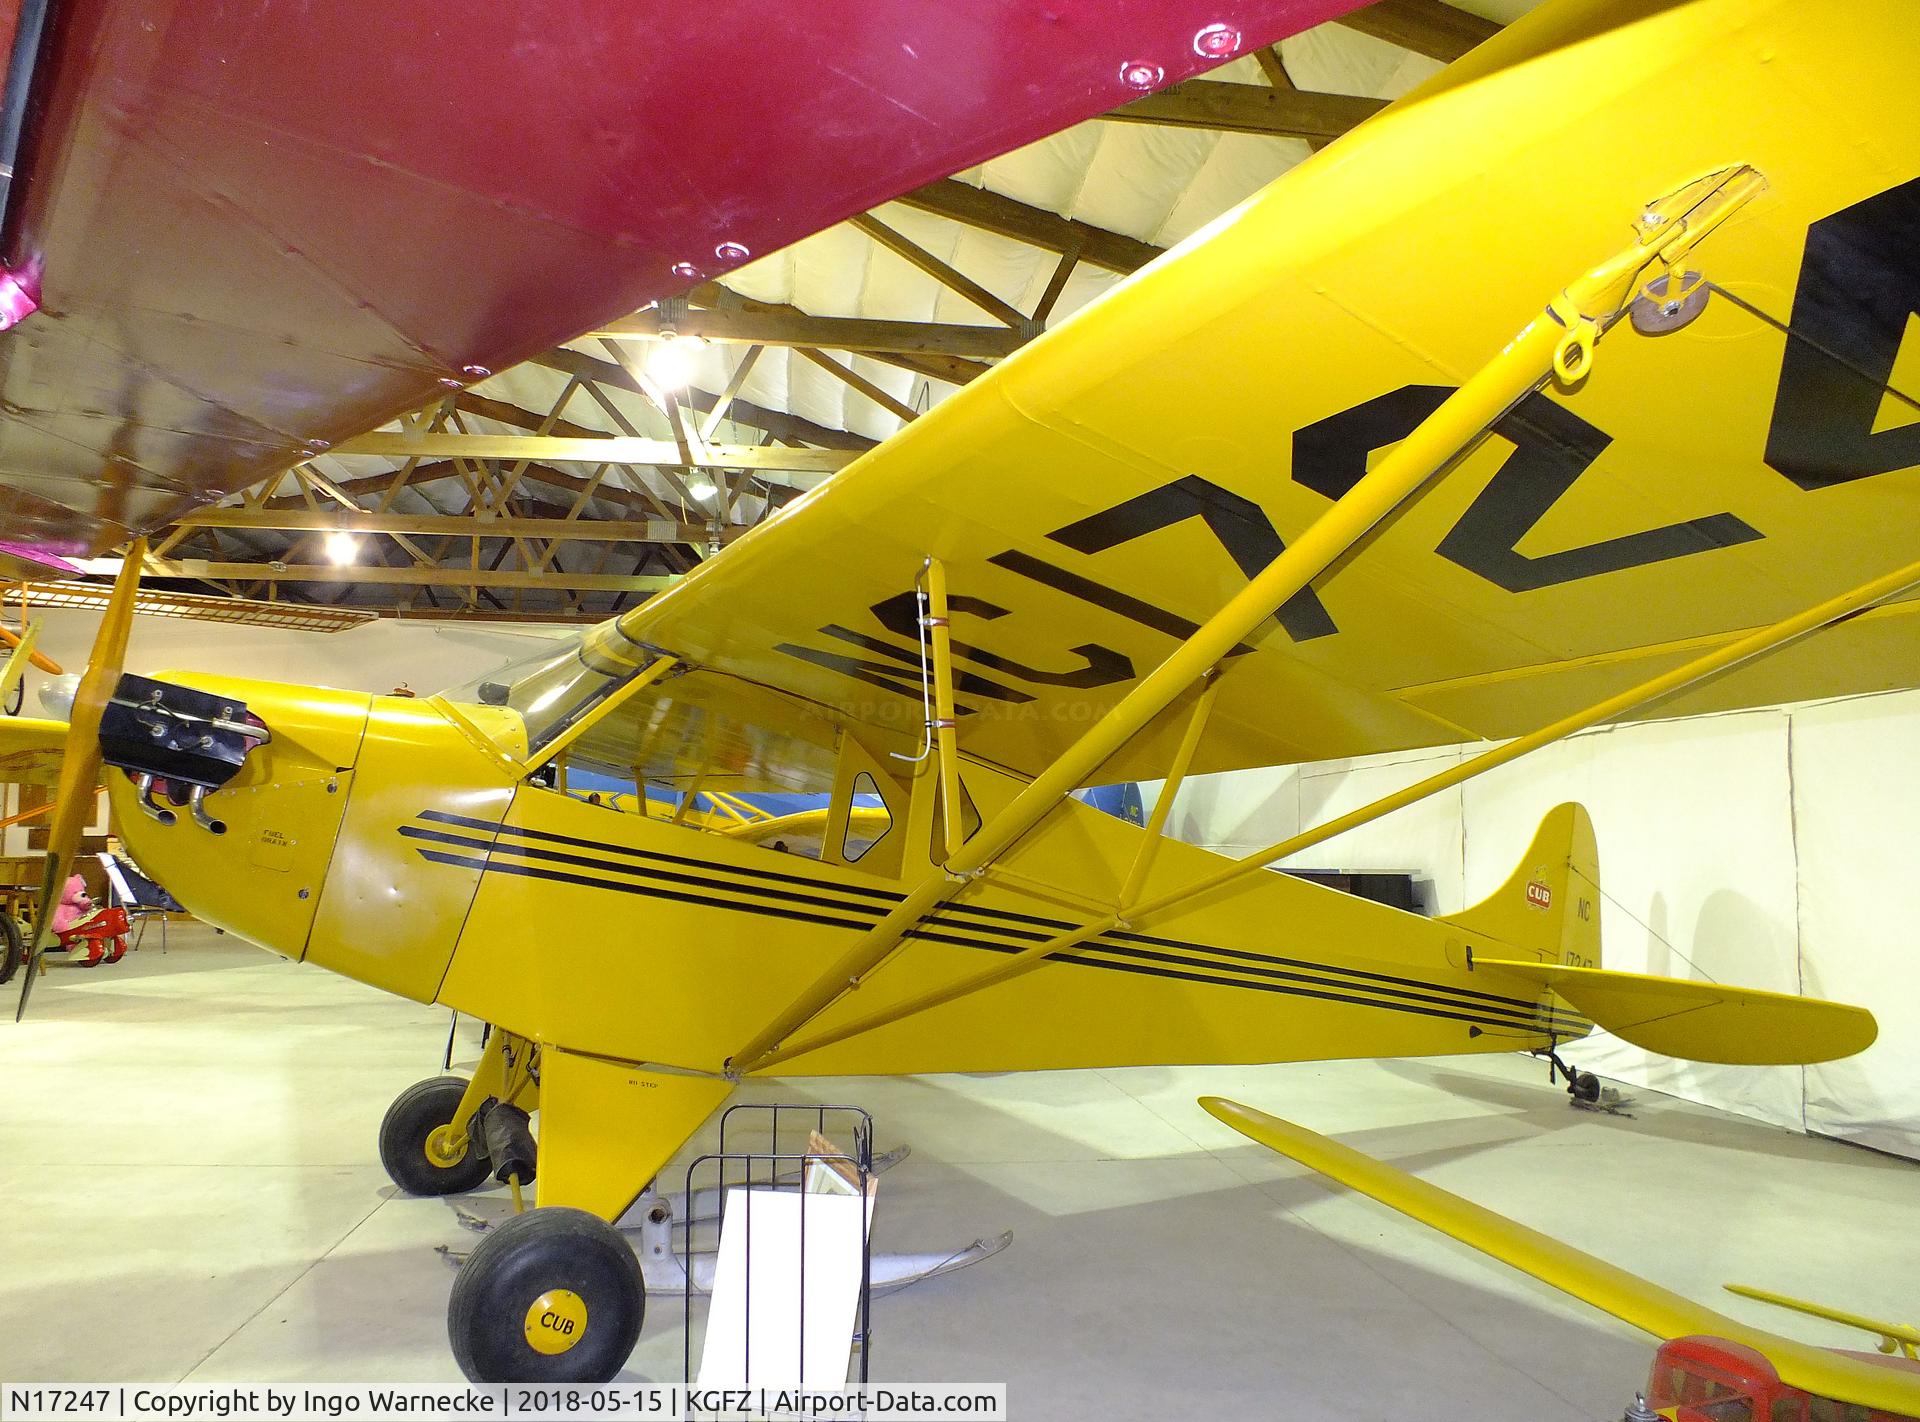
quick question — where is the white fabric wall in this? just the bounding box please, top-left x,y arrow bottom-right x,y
1156,691 -> 1920,1160
1790,696 -> 1920,1158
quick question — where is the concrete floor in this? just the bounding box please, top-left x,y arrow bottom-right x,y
4,924 -> 1917,1419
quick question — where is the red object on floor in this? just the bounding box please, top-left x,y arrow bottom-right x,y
58,904 -> 129,964
1649,1335 -> 1920,1422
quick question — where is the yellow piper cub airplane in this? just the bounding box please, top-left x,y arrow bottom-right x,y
7,0 -> 1918,1385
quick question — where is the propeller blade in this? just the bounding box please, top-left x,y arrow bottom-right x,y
17,542 -> 143,1021
0,618 -> 64,676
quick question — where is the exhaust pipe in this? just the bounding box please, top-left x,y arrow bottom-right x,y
186,785 -> 226,836
131,772 -> 176,826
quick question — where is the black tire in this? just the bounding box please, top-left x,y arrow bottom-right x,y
449,1206 -> 645,1383
379,1076 -> 492,1196
1571,1069 -> 1602,1104
0,914 -> 20,986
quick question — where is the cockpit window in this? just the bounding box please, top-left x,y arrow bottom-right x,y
447,623 -> 913,871
441,622 -> 659,761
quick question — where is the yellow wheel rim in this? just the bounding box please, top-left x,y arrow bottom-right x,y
424,1124 -> 467,1168
524,1290 -> 587,1355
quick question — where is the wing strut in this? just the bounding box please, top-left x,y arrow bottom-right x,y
764,495 -> 1920,1066
758,491 -> 1920,1073
1118,674 -> 1221,909
1722,1284 -> 1920,1361
925,558 -> 965,856
1133,546 -> 1920,922
1,617 -> 62,696
729,166 -> 1767,1077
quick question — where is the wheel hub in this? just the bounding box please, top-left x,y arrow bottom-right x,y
524,1290 -> 588,1355
424,1123 -> 468,1167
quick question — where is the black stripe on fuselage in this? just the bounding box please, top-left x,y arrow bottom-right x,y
419,808 -> 1571,1023
419,808 -> 900,900
408,819 -> 1589,1038
412,848 -> 878,932
408,820 -> 1574,1033
401,823 -> 878,923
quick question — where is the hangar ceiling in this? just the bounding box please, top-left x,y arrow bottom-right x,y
125,0 -> 1523,623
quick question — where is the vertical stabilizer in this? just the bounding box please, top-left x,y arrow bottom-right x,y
1442,802 -> 1600,969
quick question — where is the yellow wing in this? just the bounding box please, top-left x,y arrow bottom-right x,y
0,716 -> 68,788
597,0 -> 1920,784
1474,959 -> 1877,1065
1201,1097 -> 1920,1419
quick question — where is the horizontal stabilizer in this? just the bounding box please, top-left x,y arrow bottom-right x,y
0,716 -> 68,788
1476,959 -> 1875,1066
1200,1097 -> 1920,1420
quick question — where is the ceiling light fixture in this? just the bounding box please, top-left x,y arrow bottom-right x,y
646,334 -> 702,391
324,530 -> 359,566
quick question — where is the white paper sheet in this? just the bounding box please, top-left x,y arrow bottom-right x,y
698,1187 -> 869,1387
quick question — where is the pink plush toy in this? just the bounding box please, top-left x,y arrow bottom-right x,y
50,873 -> 90,934
48,873 -> 128,966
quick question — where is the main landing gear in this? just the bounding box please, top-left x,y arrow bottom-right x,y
450,1207 -> 645,1383
379,1076 -> 493,1196
378,1030 -> 647,1384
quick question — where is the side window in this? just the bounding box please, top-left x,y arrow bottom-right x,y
527,672 -> 846,862
930,775 -> 982,864
841,772 -> 892,863
505,666 -> 962,874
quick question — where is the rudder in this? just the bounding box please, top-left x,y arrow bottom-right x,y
1441,802 -> 1599,969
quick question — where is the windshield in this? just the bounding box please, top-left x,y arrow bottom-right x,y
440,621 -> 660,759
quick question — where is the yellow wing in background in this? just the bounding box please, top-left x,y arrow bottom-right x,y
602,0 -> 1920,785
1474,958 -> 1878,1065
0,716 -> 68,788
1723,1284 -> 1920,1361
1201,1097 -> 1920,1418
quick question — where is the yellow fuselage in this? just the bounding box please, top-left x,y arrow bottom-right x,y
109,675 -> 1578,1083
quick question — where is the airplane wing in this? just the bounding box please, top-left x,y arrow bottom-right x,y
0,0 -> 1365,553
603,0 -> 1920,784
1200,1096 -> 1920,1419
0,716 -> 66,787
